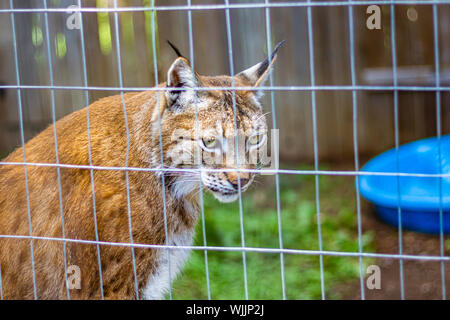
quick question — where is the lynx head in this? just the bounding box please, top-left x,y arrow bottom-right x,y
151,41 -> 284,203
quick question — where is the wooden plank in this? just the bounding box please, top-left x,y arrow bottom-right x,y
1,0 -> 450,162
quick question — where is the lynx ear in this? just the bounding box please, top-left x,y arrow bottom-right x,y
236,40 -> 285,97
166,57 -> 199,109
166,41 -> 200,109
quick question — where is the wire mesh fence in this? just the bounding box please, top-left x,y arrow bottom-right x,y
0,0 -> 449,300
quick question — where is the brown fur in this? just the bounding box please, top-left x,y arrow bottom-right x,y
0,72 -> 266,299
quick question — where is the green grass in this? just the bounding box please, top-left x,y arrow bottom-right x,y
172,166 -> 375,299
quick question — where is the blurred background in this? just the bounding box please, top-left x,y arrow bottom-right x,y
1,0 -> 450,299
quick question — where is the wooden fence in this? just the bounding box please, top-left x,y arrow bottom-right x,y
1,0 -> 450,164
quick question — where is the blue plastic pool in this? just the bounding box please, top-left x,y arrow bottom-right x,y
359,135 -> 450,234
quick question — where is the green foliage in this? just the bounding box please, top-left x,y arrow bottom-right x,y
96,0 -> 112,55
172,166 -> 375,299
54,33 -> 67,59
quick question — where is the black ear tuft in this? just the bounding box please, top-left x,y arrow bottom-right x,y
235,40 -> 285,97
167,40 -> 185,58
255,40 -> 285,80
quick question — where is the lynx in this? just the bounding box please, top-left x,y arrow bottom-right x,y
0,41 -> 284,299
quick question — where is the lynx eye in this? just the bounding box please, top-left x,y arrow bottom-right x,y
248,135 -> 261,145
247,134 -> 266,148
202,136 -> 217,149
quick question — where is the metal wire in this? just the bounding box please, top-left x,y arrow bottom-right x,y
432,3 -> 447,300
306,0 -> 326,300
9,0 -> 37,300
112,0 -> 140,299
1,1 -> 450,13
186,0 -> 212,300
348,0 -> 365,300
76,0 -> 105,299
2,233 -> 450,263
42,0 -> 70,300
389,1 -> 405,300
1,0 -> 448,301
224,0 -> 249,299
263,0 -> 286,300
1,84 -> 450,92
148,0 -> 173,300
3,161 -> 450,178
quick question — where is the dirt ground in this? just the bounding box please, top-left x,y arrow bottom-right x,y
343,199 -> 450,300
316,160 -> 450,300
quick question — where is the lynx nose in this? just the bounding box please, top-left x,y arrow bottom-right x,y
230,178 -> 249,190
226,172 -> 250,190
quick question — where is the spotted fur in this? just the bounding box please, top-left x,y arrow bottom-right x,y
0,41 -> 283,299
